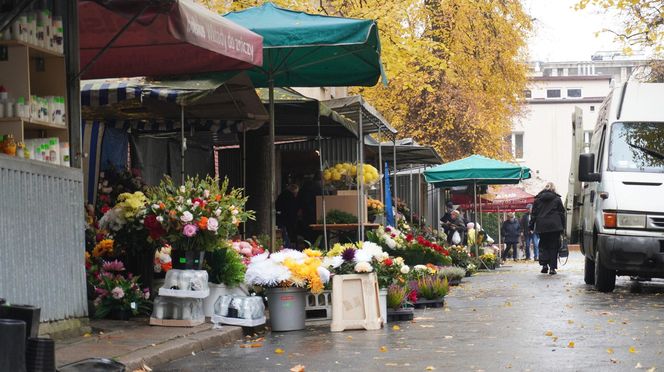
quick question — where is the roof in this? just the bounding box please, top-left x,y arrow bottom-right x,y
364,137 -> 442,168
324,96 -> 397,135
530,75 -> 613,82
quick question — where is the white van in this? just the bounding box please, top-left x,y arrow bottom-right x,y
578,82 -> 664,292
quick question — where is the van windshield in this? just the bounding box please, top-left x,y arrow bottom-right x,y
609,122 -> 664,173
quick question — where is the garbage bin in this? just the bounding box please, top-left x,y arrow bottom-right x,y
57,358 -> 126,372
26,337 -> 55,372
0,304 -> 41,338
0,318 -> 27,372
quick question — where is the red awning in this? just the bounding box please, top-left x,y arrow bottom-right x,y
78,0 -> 263,79
451,186 -> 534,213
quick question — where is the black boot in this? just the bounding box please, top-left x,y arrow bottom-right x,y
541,266 -> 548,274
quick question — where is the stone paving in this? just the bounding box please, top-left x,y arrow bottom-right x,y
158,251 -> 664,372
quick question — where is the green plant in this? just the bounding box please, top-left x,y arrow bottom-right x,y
387,284 -> 409,310
448,245 -> 471,268
416,275 -> 449,300
322,209 -> 358,224
206,247 -> 246,286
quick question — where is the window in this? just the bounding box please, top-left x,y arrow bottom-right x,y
590,105 -> 595,112
583,130 -> 593,153
547,89 -> 561,98
557,68 -> 564,76
609,122 -> 664,173
567,88 -> 582,98
508,132 -> 524,159
524,89 -> 532,99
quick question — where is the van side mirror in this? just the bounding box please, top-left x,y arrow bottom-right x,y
579,153 -> 601,182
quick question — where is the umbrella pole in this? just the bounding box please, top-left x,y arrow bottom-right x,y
393,135 -> 397,209
242,129 -> 247,238
409,165 -> 413,224
269,77 -> 277,251
418,167 -> 422,229
181,105 -> 185,185
358,109 -> 364,241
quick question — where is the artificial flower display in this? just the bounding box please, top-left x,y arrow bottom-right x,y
153,245 -> 173,273
244,249 -> 330,294
367,226 -> 453,266
92,238 -> 114,258
98,191 -> 153,255
148,176 -> 254,252
322,162 -> 380,189
231,238 -> 266,265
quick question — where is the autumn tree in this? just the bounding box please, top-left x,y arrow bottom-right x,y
576,0 -> 663,55
202,0 -> 532,161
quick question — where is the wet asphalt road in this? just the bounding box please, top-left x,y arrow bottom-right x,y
157,251 -> 664,372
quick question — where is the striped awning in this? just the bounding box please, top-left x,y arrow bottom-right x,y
81,79 -> 144,107
101,119 -> 246,135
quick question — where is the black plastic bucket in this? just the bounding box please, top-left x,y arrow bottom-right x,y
0,318 -> 27,372
57,358 -> 126,372
26,337 -> 55,372
0,304 -> 41,338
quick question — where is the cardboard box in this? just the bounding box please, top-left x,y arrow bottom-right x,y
316,190 -> 367,223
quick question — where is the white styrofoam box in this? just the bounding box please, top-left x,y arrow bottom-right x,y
159,269 -> 209,298
152,296 -> 204,321
211,315 -> 266,328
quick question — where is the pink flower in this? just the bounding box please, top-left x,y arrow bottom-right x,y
183,224 -> 198,237
102,260 -> 125,272
207,217 -> 219,232
111,287 -> 125,300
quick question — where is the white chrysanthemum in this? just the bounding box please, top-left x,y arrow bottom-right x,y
354,248 -> 373,263
322,256 -> 343,269
270,249 -> 306,263
245,257 -> 291,287
385,237 -> 397,249
354,261 -> 373,273
249,251 -> 269,264
400,265 -> 410,274
317,266 -> 331,284
414,264 -> 428,272
360,241 -> 384,259
99,208 -> 126,231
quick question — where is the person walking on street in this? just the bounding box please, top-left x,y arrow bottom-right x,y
501,212 -> 521,260
520,206 -> 539,260
529,182 -> 566,275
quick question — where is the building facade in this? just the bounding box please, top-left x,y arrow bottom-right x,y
511,55 -> 647,198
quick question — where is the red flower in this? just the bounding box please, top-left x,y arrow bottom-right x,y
144,215 -> 166,240
95,233 -> 105,242
385,226 -> 392,232
192,197 -> 206,207
100,205 -> 111,214
405,234 -> 413,242
407,289 -> 418,303
390,233 -> 396,238
99,194 -> 110,202
384,258 -> 393,266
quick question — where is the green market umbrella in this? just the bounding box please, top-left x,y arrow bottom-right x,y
424,155 -> 531,256
225,2 -> 386,247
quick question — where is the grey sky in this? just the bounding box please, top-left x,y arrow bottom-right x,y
523,0 -> 625,62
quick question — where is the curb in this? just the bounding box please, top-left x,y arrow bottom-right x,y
119,326 -> 243,371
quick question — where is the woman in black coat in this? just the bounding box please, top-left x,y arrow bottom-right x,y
529,182 -> 566,275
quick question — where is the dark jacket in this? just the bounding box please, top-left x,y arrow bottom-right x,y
529,190 -> 566,233
276,190 -> 298,228
501,218 -> 521,243
446,215 -> 466,244
520,213 -> 532,237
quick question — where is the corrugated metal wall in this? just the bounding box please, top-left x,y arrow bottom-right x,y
0,157 -> 87,321
277,137 -> 358,166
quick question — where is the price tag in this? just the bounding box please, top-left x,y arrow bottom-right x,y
130,302 -> 137,310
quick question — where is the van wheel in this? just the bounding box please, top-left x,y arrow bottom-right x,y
584,256 -> 595,285
594,249 -> 616,292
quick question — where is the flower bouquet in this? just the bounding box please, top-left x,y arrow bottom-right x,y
367,198 -> 384,222
148,176 -> 254,252
245,249 -> 330,294
368,226 -> 453,266
322,162 -> 380,190
98,191 -> 152,255
87,258 -> 152,319
231,238 -> 265,266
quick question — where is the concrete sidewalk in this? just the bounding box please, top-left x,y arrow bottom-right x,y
56,318 -> 243,371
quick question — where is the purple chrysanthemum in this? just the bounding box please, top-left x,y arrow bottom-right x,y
341,248 -> 356,262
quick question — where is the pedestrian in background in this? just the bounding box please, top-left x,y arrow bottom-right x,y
529,182 -> 566,275
501,212 -> 521,260
446,210 -> 467,245
440,201 -> 455,238
276,183 -> 299,249
520,205 -> 539,260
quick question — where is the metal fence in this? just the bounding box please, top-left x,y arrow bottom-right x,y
0,156 -> 87,321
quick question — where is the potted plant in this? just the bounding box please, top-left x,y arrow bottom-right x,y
203,245 -> 248,317
147,176 -> 254,269
245,249 -> 329,331
87,259 -> 151,320
98,191 -> 157,289
385,284 -> 414,321
437,266 -> 466,286
414,275 -> 449,308
367,198 -> 384,223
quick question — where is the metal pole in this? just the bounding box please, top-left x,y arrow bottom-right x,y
378,127 -> 383,204
358,108 -> 364,240
181,106 -> 185,185
317,115 -> 328,249
242,129 -> 247,238
393,135 -> 397,202
409,164 -> 413,224
418,167 -> 422,229
269,77 -> 277,251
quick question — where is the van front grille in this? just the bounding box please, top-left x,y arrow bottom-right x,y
647,216 -> 664,230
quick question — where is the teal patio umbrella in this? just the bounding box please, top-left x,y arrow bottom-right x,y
225,2 -> 386,247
